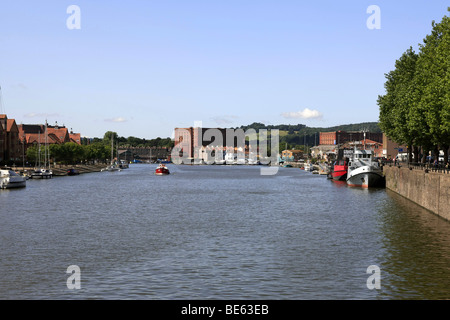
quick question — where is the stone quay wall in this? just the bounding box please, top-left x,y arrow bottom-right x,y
383,166 -> 450,221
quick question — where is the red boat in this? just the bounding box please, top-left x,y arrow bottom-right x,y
155,164 -> 170,175
330,160 -> 348,181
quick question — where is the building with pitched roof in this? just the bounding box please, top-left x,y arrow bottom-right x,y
69,129 -> 81,145
0,114 -> 21,163
0,115 -> 4,163
18,122 -> 82,164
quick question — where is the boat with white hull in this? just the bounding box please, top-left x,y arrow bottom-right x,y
1,169 -> 27,189
346,149 -> 384,188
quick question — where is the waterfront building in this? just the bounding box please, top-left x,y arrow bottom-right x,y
281,149 -> 304,162
0,116 -> 4,163
69,130 -> 81,145
382,133 -> 407,160
174,127 -> 253,162
0,114 -> 21,164
18,122 -> 82,164
319,131 -> 382,145
310,145 -> 337,161
19,122 -> 80,147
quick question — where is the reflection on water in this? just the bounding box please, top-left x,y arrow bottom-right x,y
376,190 -> 450,299
1,165 -> 450,299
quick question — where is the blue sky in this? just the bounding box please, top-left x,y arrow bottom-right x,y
0,1 -> 448,139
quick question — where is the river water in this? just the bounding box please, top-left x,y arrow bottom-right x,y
1,164 -> 450,300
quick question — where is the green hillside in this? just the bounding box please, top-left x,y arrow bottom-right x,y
236,122 -> 381,150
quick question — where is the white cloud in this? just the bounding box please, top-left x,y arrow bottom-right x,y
105,117 -> 127,123
24,112 -> 60,118
210,115 -> 239,126
281,108 -> 323,120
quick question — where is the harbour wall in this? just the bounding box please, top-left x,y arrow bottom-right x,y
383,166 -> 450,221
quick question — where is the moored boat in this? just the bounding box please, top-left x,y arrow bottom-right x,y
346,149 -> 384,188
67,168 -> 80,176
330,160 -> 348,181
30,168 -> 53,179
155,164 -> 170,175
0,168 -> 27,189
304,162 -> 313,172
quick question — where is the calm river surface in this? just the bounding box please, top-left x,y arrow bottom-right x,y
1,164 -> 450,300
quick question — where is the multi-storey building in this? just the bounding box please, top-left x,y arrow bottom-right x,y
319,131 -> 383,145
0,114 -> 21,164
174,127 -> 258,162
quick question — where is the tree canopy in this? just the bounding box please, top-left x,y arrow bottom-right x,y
378,9 -> 450,163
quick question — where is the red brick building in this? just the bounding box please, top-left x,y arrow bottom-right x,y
319,131 -> 382,145
174,127 -> 231,159
174,127 -> 254,161
18,122 -> 82,163
0,114 -> 21,163
18,123 -> 80,147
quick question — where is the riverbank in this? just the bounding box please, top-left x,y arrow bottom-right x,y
384,166 -> 450,221
12,164 -> 107,177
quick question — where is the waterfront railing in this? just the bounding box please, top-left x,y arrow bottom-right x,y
383,161 -> 450,174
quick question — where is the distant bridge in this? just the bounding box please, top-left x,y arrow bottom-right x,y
118,147 -> 172,162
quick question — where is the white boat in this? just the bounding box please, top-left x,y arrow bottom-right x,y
304,162 -> 313,171
346,148 -> 384,188
0,169 -> 27,189
30,168 -> 53,179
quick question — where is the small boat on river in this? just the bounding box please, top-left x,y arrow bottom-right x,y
155,164 -> 170,175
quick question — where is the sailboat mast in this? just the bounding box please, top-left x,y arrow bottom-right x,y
363,131 -> 366,150
36,131 -> 39,168
46,122 -> 50,169
111,135 -> 114,165
44,123 -> 47,169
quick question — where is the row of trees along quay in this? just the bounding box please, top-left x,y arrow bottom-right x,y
378,8 -> 450,164
25,131 -> 174,165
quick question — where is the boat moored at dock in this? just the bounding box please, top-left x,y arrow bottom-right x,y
330,160 -> 348,181
346,149 -> 384,188
30,168 -> 53,179
0,168 -> 27,189
67,168 -> 80,176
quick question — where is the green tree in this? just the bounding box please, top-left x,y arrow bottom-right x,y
26,145 -> 38,165
103,131 -> 118,145
415,12 -> 450,163
378,47 -> 419,162
85,143 -> 110,162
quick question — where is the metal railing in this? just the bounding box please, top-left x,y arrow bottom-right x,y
382,160 -> 450,174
